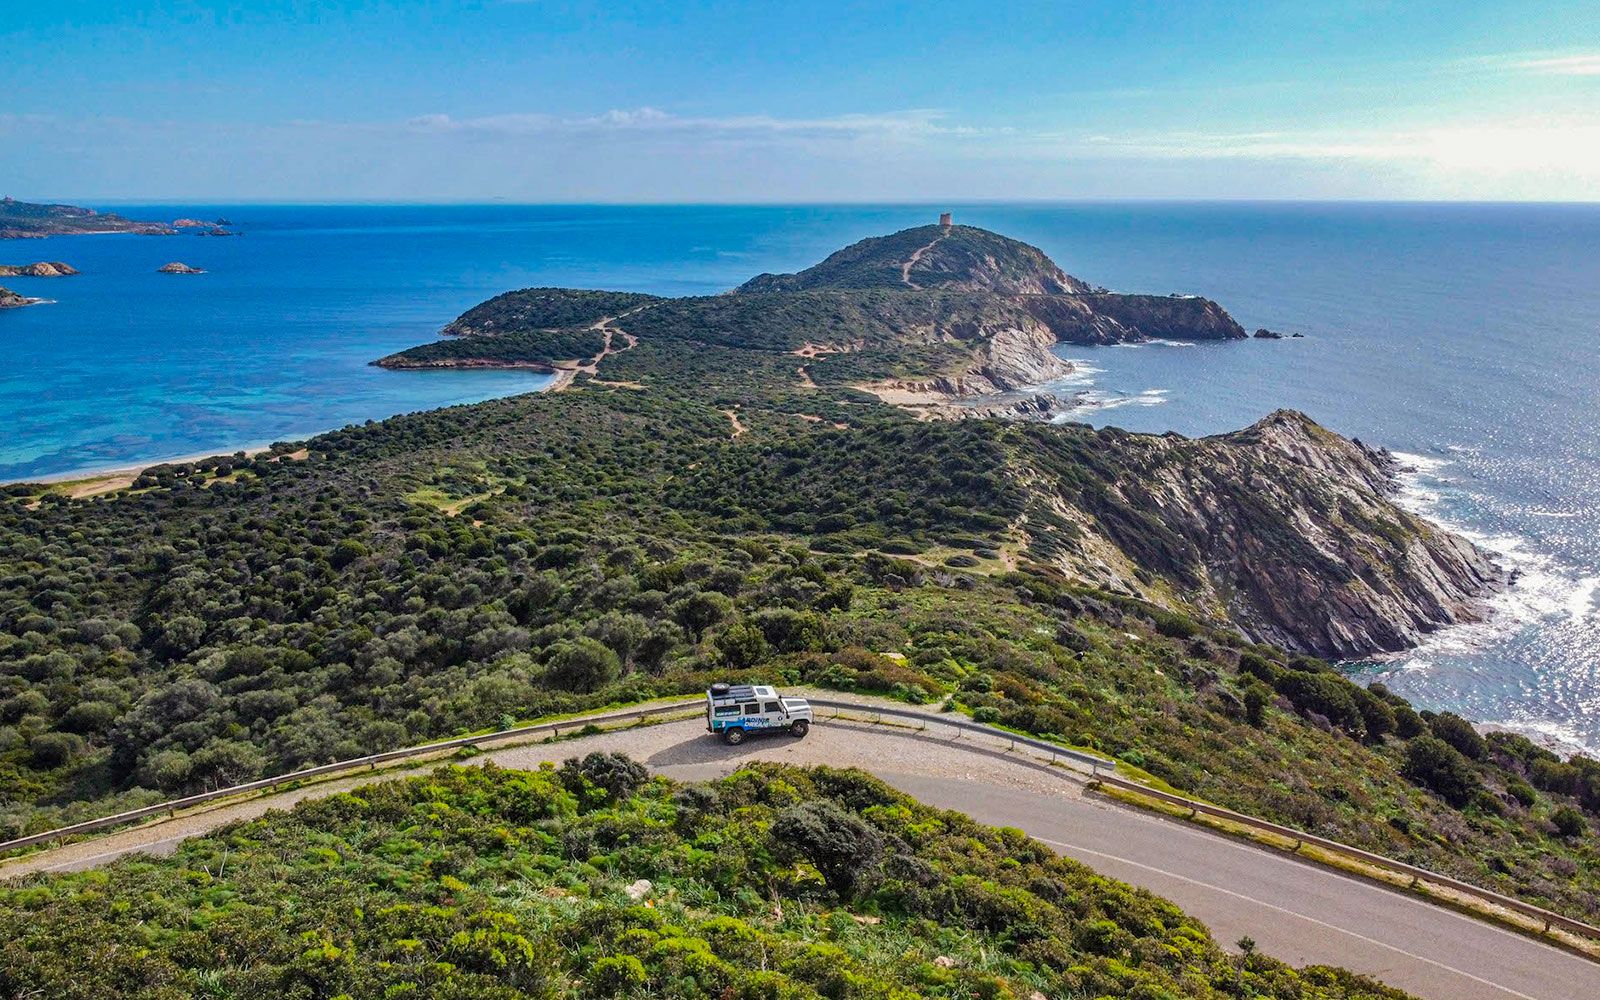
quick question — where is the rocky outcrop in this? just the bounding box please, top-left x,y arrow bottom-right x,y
943,320 -> 1077,395
1019,411 -> 1503,657
955,390 -> 1086,421
1254,328 -> 1283,339
1077,293 -> 1247,341
0,285 -> 45,308
158,262 -> 205,274
0,261 -> 78,277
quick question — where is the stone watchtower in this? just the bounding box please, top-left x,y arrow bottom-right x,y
939,212 -> 952,228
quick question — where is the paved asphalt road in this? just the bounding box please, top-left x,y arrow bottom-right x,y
4,716 -> 1593,1000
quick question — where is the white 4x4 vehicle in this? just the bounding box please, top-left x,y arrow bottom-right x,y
705,683 -> 813,744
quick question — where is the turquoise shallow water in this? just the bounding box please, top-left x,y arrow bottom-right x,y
5,202 -> 1598,752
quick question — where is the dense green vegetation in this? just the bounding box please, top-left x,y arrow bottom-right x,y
0,760 -> 1411,999
380,326 -> 608,368
442,288 -> 661,335
1,223 -> 1595,933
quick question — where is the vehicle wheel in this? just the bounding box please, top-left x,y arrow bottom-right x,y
722,727 -> 746,746
790,720 -> 810,738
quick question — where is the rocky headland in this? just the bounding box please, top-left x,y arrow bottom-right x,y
379,221 -> 1245,422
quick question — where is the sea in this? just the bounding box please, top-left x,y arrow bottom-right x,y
4,202 -> 1597,755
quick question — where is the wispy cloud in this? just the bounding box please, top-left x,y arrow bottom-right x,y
1511,54 -> 1600,77
400,107 -> 985,140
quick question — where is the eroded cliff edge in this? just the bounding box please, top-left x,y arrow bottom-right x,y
1011,410 -> 1504,657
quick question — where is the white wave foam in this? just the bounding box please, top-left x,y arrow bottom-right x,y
1057,388 -> 1170,417
1479,718 -> 1598,759
1387,449 -> 1597,659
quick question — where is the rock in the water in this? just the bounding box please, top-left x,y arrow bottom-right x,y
0,261 -> 78,277
0,285 -> 45,308
1253,328 -> 1284,339
158,262 -> 206,274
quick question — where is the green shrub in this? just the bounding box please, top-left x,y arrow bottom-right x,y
1403,736 -> 1482,807
560,752 -> 648,804
1551,805 -> 1587,839
1428,712 -> 1486,760
770,799 -> 884,895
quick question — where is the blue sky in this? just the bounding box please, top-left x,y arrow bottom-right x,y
4,1 -> 1598,201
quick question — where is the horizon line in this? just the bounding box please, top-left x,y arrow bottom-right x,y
21,196 -> 1600,208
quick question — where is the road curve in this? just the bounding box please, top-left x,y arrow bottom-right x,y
3,716 -> 1593,1000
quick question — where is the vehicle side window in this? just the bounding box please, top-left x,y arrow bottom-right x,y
714,706 -> 739,717
763,701 -> 781,713
742,703 -> 760,715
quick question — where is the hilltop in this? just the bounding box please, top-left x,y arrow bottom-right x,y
0,197 -> 174,239
735,222 -> 1092,294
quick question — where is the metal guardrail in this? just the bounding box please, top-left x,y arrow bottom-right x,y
806,697 -> 1115,774
1088,772 -> 1600,944
0,699 -> 701,855
5,690 -> 1599,951
812,699 -> 1600,946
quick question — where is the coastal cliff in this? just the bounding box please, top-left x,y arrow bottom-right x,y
1015,411 -> 1503,657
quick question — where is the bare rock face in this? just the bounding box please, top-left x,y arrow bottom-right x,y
943,320 -> 1077,395
158,262 -> 205,274
0,261 -> 78,277
1076,293 -> 1247,341
1021,410 -> 1504,657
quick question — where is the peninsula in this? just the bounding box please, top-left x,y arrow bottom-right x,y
380,222 -> 1245,419
0,197 -> 175,238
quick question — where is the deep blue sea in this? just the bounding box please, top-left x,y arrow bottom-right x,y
4,202 -> 1597,753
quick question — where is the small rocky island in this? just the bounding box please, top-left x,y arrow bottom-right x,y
0,285 -> 46,309
157,261 -> 205,274
0,261 -> 78,277
0,197 -> 174,238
